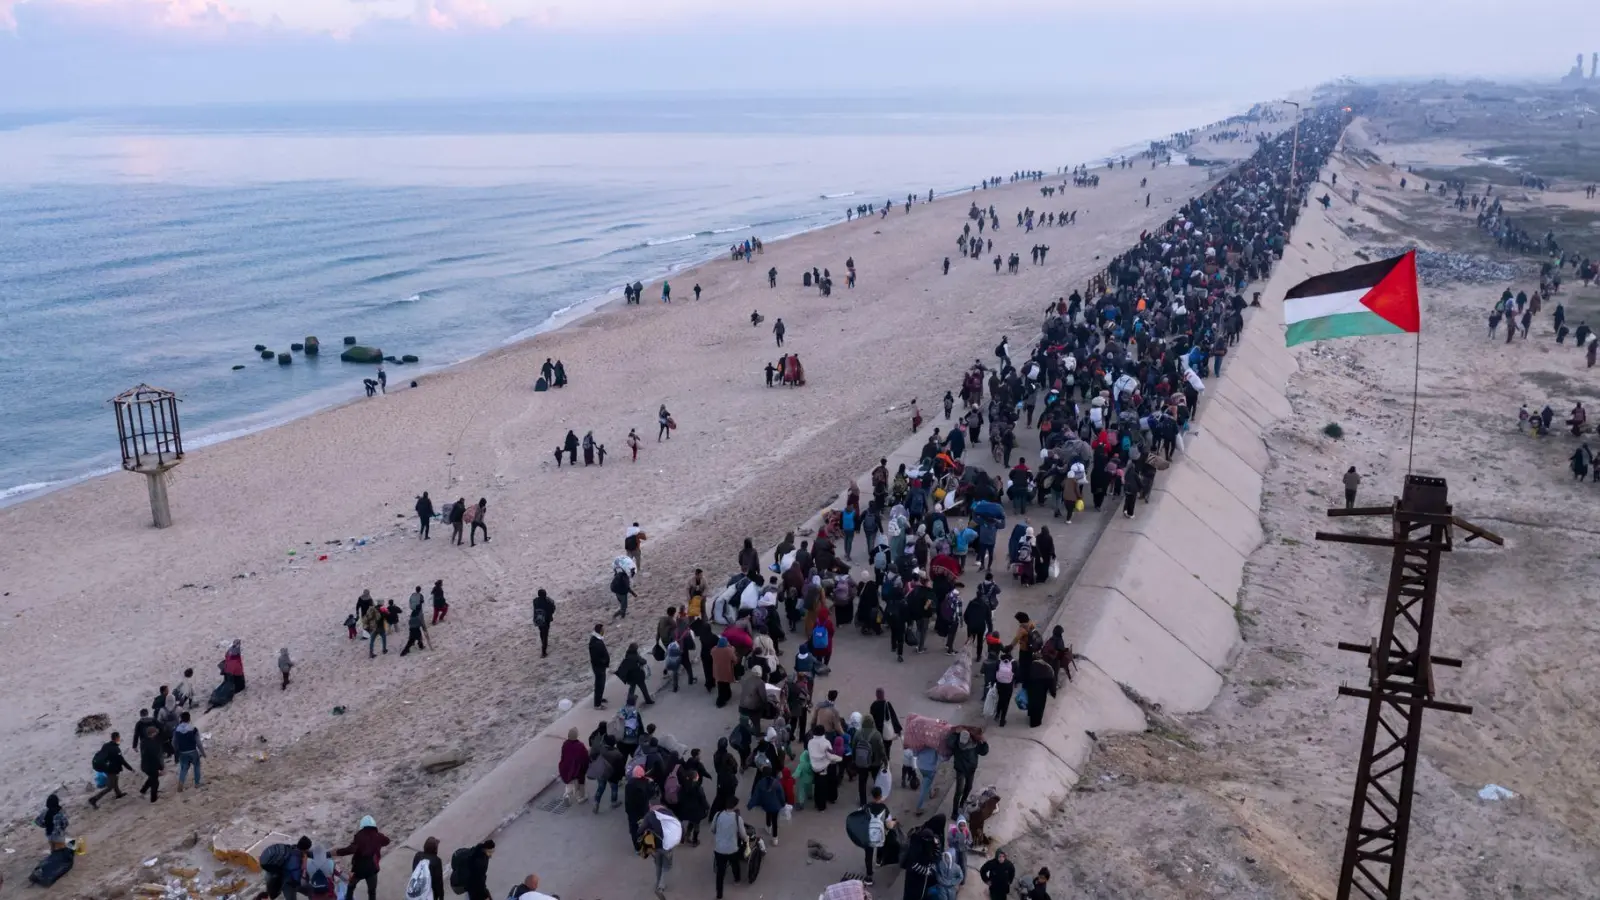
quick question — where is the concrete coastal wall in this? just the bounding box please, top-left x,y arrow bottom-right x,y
976,246 -> 1323,849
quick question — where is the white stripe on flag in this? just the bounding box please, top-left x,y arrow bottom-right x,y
1283,287 -> 1372,324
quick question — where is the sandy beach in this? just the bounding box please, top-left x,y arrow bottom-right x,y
1007,107 -> 1600,897
0,116 -> 1277,890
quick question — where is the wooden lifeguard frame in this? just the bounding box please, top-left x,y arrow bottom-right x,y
111,384 -> 184,528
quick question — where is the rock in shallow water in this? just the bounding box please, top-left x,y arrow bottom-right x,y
340,345 -> 383,363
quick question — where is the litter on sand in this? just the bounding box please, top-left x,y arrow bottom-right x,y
1478,784 -> 1516,801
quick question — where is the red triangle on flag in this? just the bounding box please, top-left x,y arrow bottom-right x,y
1359,250 -> 1420,333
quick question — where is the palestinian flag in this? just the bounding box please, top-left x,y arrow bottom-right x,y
1283,251 -> 1420,346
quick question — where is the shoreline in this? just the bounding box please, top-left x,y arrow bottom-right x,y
1,105 -> 1257,508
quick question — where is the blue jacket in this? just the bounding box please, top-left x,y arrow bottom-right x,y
747,775 -> 786,814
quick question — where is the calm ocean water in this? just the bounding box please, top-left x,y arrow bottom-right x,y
0,94 -> 1246,501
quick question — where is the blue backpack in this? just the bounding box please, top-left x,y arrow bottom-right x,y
812,624 -> 830,650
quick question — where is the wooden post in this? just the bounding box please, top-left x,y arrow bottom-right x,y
146,470 -> 173,529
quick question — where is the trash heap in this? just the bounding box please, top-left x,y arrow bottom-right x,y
1368,246 -> 1526,285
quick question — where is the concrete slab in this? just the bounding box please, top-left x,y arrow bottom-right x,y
1190,401 -> 1272,476
1069,528 -> 1239,666
1218,356 -> 1293,422
1183,425 -> 1267,511
1119,492 -> 1245,604
1208,385 -> 1278,436
1158,465 -> 1263,559
1069,585 -> 1224,712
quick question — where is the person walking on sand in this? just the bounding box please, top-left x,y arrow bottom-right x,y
1343,466 -> 1361,509
415,491 -> 434,539
694,283 -> 702,301
401,602 -> 429,656
277,647 -> 294,689
564,430 -> 580,466
625,522 -> 647,574
137,723 -> 164,802
661,281 -> 671,303
912,399 -> 923,433
628,428 -> 641,462
611,566 -> 638,618
448,498 -> 466,545
590,624 -> 611,709
469,498 -> 490,546
658,405 -> 673,441
430,579 -> 448,624
774,318 -> 786,347
88,731 -> 133,808
172,712 -> 204,791
533,588 -> 556,657
334,816 -> 391,900
363,602 -> 388,657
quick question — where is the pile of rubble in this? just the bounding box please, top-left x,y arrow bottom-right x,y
1367,246 -> 1526,286
132,863 -> 251,900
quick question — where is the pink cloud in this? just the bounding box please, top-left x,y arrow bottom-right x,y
414,0 -> 501,30
2,0 -> 249,32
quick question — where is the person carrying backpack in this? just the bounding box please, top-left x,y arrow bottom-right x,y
448,841 -> 494,900
852,714 -> 887,806
963,592 -> 994,663
88,732 -> 133,808
610,568 -> 637,620
334,816 -> 391,900
993,653 -> 1016,727
259,836 -> 311,900
746,764 -> 786,845
860,786 -> 894,886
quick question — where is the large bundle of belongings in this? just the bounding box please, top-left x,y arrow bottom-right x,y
712,574 -> 759,625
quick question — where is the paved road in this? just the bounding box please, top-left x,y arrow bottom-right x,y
481,408 -> 1116,900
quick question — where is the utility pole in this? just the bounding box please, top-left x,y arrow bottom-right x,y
1318,475 -> 1502,900
1286,100 -> 1302,192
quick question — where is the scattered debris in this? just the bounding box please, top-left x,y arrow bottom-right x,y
76,713 -> 111,734
420,749 -> 469,774
1369,246 -> 1525,285
1478,784 -> 1517,801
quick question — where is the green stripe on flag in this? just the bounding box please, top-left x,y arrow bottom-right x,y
1285,311 -> 1408,346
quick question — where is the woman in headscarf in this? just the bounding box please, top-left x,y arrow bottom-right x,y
853,713 -> 886,806
334,815 -> 391,900
901,813 -> 947,900
1025,653 -> 1058,728
711,738 -> 740,810
1034,526 -> 1057,582
1041,625 -> 1072,683
221,640 -> 246,692
559,727 -> 591,803
869,688 -> 903,760
36,794 -> 68,850
738,538 -> 761,581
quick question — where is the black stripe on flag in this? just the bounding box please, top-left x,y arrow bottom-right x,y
1283,252 -> 1408,300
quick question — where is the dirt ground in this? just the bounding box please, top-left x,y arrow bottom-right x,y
1005,86 -> 1600,898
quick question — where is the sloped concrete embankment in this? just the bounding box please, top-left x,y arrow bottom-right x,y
977,257 -> 1331,850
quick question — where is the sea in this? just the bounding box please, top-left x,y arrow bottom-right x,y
0,93 -> 1249,503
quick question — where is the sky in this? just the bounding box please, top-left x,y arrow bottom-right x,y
2,0 -> 1598,109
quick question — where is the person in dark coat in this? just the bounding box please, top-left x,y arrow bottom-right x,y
711,738 -> 740,810
623,766 -> 658,846
137,724 -> 164,802
675,767 -> 710,845
411,837 -> 446,900
616,643 -> 655,706
448,498 -> 467,545
532,589 -> 556,658
563,430 -> 580,465
89,731 -> 134,807
414,491 -> 434,539
1025,657 -> 1057,728
979,850 -> 1017,900
1033,526 -> 1056,582
901,814 -> 946,900
589,625 -> 611,709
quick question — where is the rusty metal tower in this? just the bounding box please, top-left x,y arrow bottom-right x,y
112,384 -> 185,527
1316,474 -> 1501,900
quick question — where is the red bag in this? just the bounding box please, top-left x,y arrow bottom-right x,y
902,713 -> 952,753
